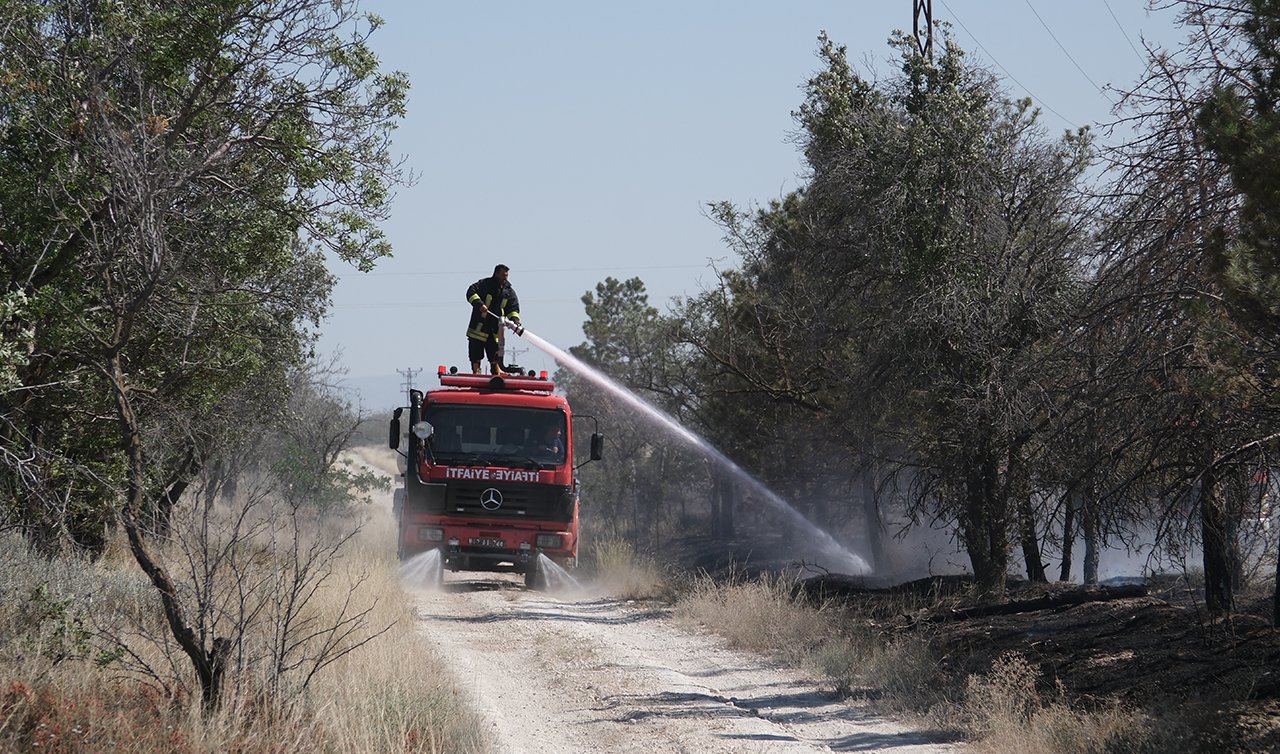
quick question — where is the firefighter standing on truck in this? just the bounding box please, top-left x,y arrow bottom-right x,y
466,264 -> 521,374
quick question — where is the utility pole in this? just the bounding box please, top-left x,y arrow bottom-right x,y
913,0 -> 933,61
397,367 -> 422,394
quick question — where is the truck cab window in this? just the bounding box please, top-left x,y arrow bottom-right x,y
425,405 -> 567,468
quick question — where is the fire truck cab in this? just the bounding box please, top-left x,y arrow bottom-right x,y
389,367 -> 602,588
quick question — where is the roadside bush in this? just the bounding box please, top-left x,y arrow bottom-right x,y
586,537 -> 669,599
960,652 -> 1151,754
0,465 -> 492,754
675,571 -> 836,665
811,630 -> 944,707
0,536 -> 98,669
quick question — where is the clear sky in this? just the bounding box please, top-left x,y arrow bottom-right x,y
320,1 -> 1187,408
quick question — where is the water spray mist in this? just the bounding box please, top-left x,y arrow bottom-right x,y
516,327 -> 870,575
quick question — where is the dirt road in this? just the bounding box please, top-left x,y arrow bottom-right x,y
408,573 -> 960,754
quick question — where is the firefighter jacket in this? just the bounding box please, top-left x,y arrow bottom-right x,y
465,276 -> 520,341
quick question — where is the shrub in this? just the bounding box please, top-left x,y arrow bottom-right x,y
960,652 -> 1151,754
587,537 -> 668,599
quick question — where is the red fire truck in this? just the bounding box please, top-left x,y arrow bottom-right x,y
389,367 -> 602,588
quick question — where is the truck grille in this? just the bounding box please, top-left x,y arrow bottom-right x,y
446,483 -> 574,522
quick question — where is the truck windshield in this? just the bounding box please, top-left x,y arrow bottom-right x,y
423,405 -> 567,468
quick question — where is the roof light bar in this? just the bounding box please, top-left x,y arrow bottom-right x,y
437,372 -> 555,392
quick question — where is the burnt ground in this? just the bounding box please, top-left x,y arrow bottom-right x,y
663,534 -> 1280,753
917,579 -> 1280,752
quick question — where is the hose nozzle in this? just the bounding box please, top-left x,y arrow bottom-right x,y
500,317 -> 524,337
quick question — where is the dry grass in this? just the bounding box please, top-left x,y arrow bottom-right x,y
674,571 -> 833,664
809,628 -> 943,703
675,570 -> 942,699
303,515 -> 491,753
957,652 -> 1152,754
584,537 -> 669,600
0,484 -> 491,753
675,572 -> 1156,754
0,677 -> 318,752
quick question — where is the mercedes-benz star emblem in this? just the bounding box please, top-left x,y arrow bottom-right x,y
480,487 -> 503,511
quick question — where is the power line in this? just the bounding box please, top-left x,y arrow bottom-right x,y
1022,0 -> 1114,102
935,0 -> 1076,128
1102,0 -> 1146,65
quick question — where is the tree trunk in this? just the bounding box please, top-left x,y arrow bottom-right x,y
1080,488 -> 1100,585
723,491 -> 735,538
915,583 -> 1149,624
809,488 -> 829,535
630,459 -> 640,540
677,450 -> 686,525
152,456 -> 197,537
1017,489 -> 1047,583
653,470 -> 662,552
720,473 -> 735,538
960,448 -> 1009,599
7,360 -> 60,554
1228,486 -> 1245,592
1200,465 -> 1235,615
221,455 -> 240,504
110,351 -> 227,711
708,469 -> 723,538
1059,488 -> 1077,582
861,463 -> 886,571
1274,534 -> 1279,628
14,420 -> 67,556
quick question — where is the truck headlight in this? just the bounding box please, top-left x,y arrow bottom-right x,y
419,527 -> 444,542
535,533 -> 563,548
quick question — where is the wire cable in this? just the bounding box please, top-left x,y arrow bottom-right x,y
1102,0 -> 1146,65
936,0 -> 1076,127
1023,0 -> 1115,102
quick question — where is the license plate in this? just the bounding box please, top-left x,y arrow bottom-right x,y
468,537 -> 505,548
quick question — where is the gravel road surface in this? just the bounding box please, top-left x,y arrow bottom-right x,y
409,573 -> 961,754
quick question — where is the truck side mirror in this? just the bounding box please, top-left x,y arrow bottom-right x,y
389,408 -> 403,450
590,432 -> 604,461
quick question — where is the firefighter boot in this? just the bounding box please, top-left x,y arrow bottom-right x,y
470,361 -> 482,374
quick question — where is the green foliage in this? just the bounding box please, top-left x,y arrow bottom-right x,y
1199,0 -> 1280,326
560,277 -> 706,546
0,289 -> 31,392
200,358 -> 389,516
681,29 -> 1092,591
0,0 -> 408,551
572,277 -> 664,378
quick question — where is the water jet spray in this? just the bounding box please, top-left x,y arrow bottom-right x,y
507,324 -> 871,575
